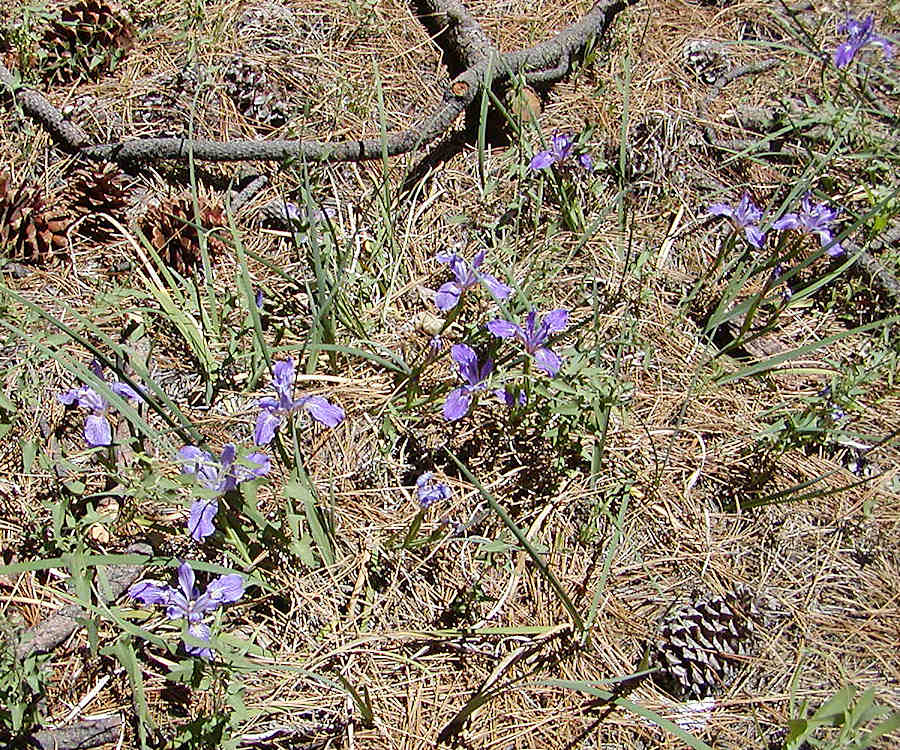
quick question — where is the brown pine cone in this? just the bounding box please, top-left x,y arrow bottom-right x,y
41,0 -> 136,84
68,163 -> 130,241
137,196 -> 226,278
0,173 -> 69,264
651,585 -> 757,700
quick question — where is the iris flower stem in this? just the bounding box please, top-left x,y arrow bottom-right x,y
401,509 -> 426,549
523,358 -> 533,408
274,428 -> 295,475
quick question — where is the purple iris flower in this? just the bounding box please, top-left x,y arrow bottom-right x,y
530,132 -> 573,169
178,444 -> 270,540
529,132 -> 594,172
444,344 -> 492,421
434,250 -> 512,311
707,192 -> 766,249
129,561 -> 244,660
834,15 -> 893,68
772,193 -> 845,257
57,361 -> 140,447
416,472 -> 451,509
486,308 -> 569,377
254,358 -> 344,445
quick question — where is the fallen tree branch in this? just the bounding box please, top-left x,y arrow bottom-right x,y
410,0 -> 499,76
704,59 -> 778,111
15,543 -> 152,660
26,716 -> 122,750
0,0 -> 633,169
846,234 -> 900,303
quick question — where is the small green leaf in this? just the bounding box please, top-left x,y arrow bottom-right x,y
21,439 -> 36,473
784,718 -> 810,749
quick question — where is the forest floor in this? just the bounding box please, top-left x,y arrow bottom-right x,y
0,0 -> 898,748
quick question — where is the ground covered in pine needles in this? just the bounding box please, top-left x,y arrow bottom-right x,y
0,0 -> 898,748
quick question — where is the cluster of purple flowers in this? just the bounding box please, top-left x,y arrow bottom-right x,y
708,191 -> 845,258
175,357 -> 343,541
529,132 -> 594,173
125,357 -> 346,658
432,250 -> 569,422
57,355 -> 346,660
833,15 -> 893,69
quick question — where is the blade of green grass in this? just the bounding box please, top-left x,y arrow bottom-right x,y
446,451 -> 584,631
715,314 -> 898,385
544,679 -> 713,750
476,53 -> 493,196
284,471 -> 335,567
105,636 -> 155,749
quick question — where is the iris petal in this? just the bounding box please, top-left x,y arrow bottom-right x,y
443,387 -> 472,421
435,282 -> 462,311
84,414 -> 112,447
254,410 -> 282,446
533,347 -> 562,376
487,319 -> 519,338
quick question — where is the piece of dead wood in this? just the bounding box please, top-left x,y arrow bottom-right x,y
15,543 -> 152,660
26,715 -> 122,750
845,235 -> 900,304
0,0 -> 633,169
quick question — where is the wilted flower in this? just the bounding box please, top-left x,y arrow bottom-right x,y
282,202 -> 334,227
495,387 -> 527,408
178,444 -> 270,540
444,344 -> 492,421
834,15 -> 893,69
487,308 -> 569,376
707,193 -> 766,249
254,358 -> 344,445
57,361 -> 140,447
416,472 -> 451,509
529,132 -> 594,171
129,561 -> 244,660
772,193 -> 844,256
434,250 -> 512,311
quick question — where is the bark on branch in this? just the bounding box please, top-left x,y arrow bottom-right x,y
0,0 -> 634,169
15,543 -> 152,660
27,716 -> 123,750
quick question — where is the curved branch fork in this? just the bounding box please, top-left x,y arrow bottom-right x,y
0,0 -> 635,169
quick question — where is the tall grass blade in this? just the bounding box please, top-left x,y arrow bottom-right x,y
446,451 -> 584,630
